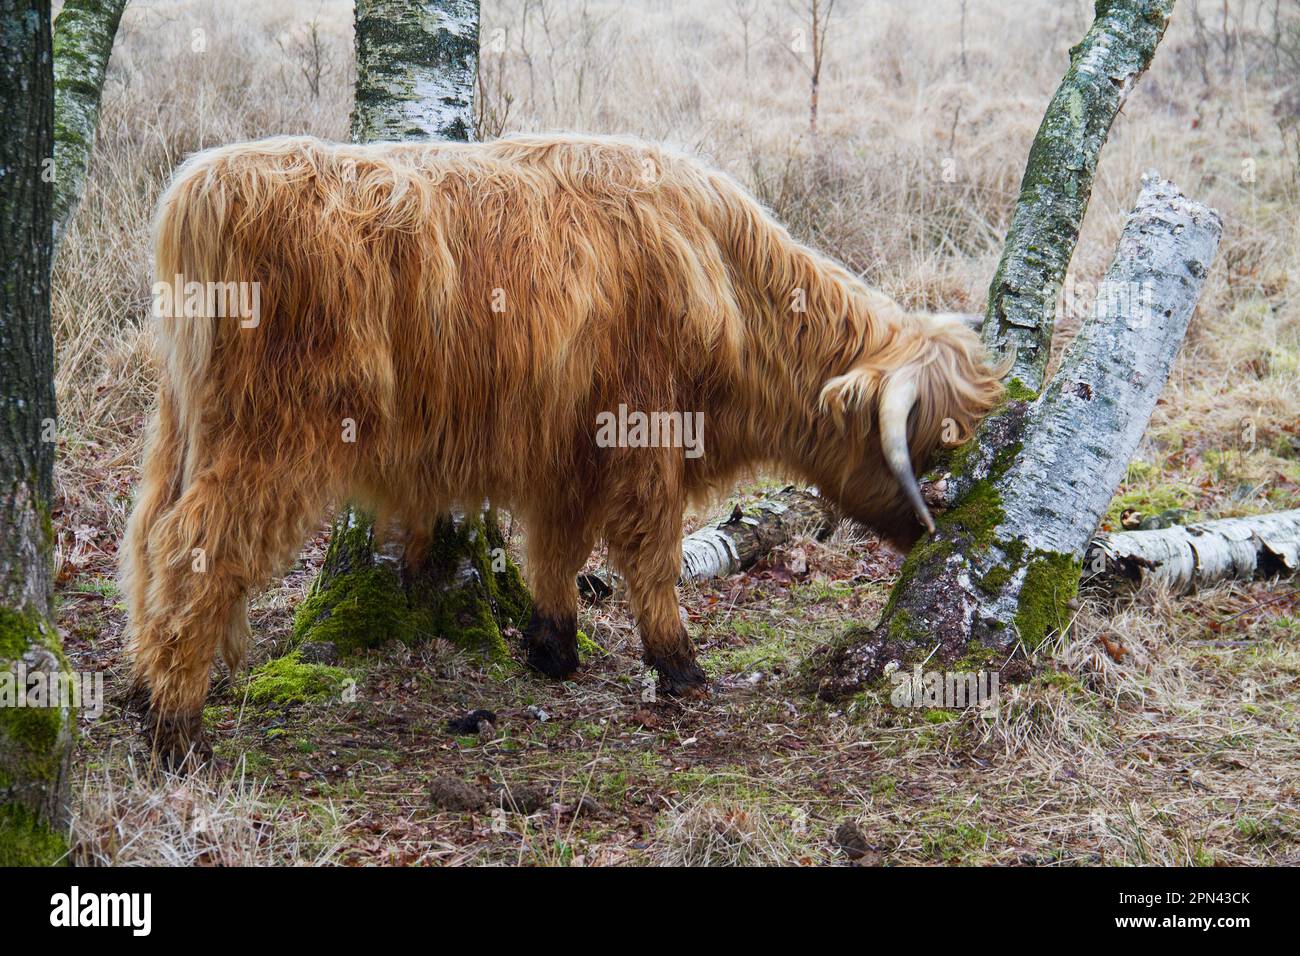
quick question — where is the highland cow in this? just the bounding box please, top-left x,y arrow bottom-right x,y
122,133 -> 1004,764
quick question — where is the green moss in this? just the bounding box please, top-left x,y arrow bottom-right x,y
244,652 -> 350,706
1014,551 -> 1081,648
0,803 -> 67,866
940,479 -> 1005,551
977,564 -> 1012,594
887,608 -> 922,644
1,605 -> 74,798
952,641 -> 998,673
292,563 -> 412,653
883,534 -> 956,619
0,704 -> 65,757
1003,378 -> 1039,403
1035,670 -> 1085,695
293,511 -> 525,662
1104,464 -> 1197,528
0,607 -> 43,661
576,630 -> 606,661
483,514 -> 532,629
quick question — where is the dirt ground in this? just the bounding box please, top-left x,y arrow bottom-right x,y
59,496 -> 1299,866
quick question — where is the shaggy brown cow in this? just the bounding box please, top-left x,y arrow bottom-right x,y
122,133 -> 1003,763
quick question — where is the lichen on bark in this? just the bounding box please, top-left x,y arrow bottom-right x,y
981,0 -> 1175,392
52,0 -> 127,250
352,0 -> 478,142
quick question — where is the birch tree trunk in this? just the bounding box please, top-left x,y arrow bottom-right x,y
1087,510 -> 1300,593
51,0 -> 127,251
980,0 -> 1176,394
0,0 -> 75,865
294,0 -> 532,660
813,176 -> 1221,699
808,0 -> 1183,699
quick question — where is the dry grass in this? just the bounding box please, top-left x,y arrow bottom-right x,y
70,752 -> 346,866
654,798 -> 811,866
51,0 -> 1300,865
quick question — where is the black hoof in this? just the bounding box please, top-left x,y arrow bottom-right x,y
648,652 -> 710,699
525,612 -> 580,679
143,709 -> 210,775
120,676 -> 152,717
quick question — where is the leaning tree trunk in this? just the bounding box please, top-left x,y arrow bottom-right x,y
815,177 -> 1221,698
928,0 -> 1177,516
293,0 -> 531,660
51,0 -> 127,252
0,0 -> 76,865
980,0 -> 1176,395
810,0 -> 1186,698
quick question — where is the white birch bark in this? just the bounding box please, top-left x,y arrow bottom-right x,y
814,175 -> 1222,699
352,0 -> 478,142
993,176 -> 1223,556
299,0 -> 532,657
679,489 -> 833,582
1088,510 -> 1300,593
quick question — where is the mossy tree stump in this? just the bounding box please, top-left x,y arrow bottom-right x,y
294,509 -> 529,661
294,1 -> 533,663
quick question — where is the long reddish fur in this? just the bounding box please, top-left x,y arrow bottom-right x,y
121,133 -> 1003,750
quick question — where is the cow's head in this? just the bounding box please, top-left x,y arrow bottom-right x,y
817,312 -> 1005,548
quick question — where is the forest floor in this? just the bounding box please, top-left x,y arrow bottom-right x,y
56,479 -> 1300,866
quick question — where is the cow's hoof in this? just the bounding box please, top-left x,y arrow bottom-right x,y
525,613 -> 580,679
144,710 -> 210,775
650,655 -> 710,699
120,676 -> 152,716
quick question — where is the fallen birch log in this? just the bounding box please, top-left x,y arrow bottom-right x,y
679,487 -> 835,582
662,481 -> 1297,599
1086,509 -> 1300,593
577,487 -> 836,598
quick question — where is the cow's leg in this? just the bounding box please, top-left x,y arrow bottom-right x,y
130,446 -> 328,770
522,507 -> 597,679
605,460 -> 708,698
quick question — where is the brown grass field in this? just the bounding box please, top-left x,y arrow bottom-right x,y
53,0 -> 1298,864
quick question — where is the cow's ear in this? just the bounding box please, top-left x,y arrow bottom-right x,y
817,366 -> 880,432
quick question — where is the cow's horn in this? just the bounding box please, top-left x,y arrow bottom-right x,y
879,371 -> 935,535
